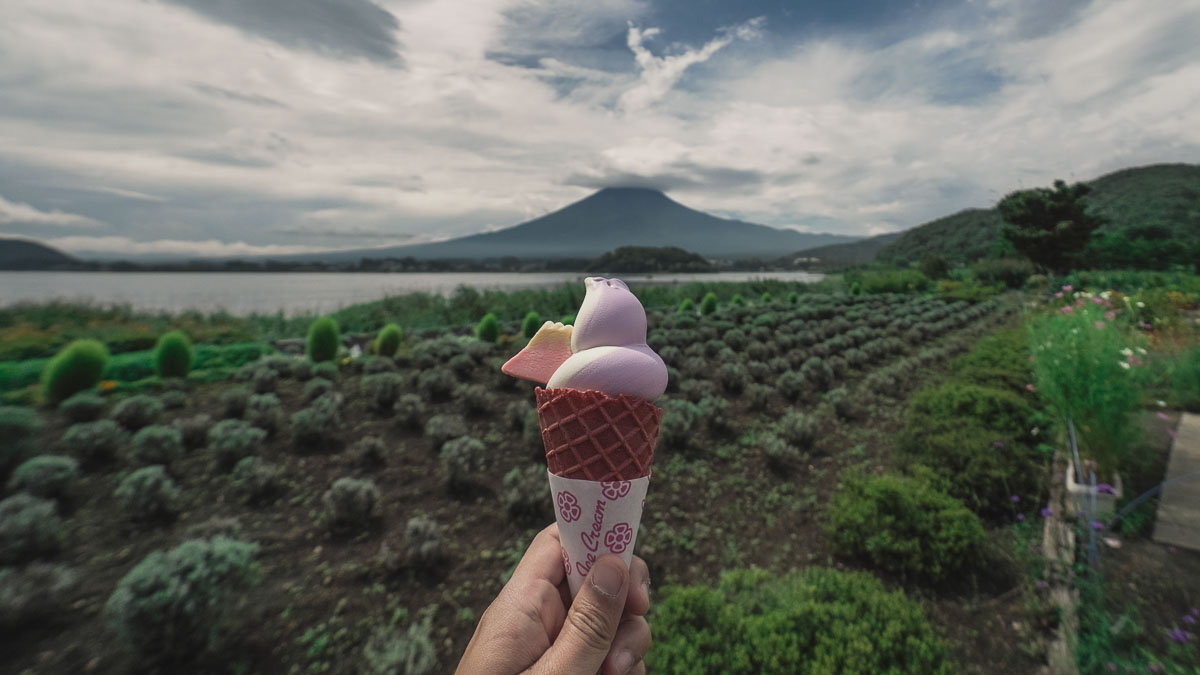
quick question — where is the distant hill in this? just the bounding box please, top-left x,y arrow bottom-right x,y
796,231 -> 903,267
875,163 -> 1200,265
587,246 -> 714,273
287,187 -> 860,262
0,238 -> 80,270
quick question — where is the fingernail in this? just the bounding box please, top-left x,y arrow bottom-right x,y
590,558 -> 624,598
614,650 -> 634,675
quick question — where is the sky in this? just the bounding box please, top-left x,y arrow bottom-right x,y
0,0 -> 1197,258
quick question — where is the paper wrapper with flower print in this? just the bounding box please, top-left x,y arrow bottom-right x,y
536,387 -> 661,596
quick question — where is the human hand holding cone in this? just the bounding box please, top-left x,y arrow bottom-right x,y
503,278 -> 667,596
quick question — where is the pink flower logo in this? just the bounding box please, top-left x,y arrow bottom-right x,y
604,522 -> 634,553
557,490 -> 581,522
601,481 -> 631,500
561,547 -> 571,576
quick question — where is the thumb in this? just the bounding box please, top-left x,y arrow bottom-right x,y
533,555 -> 629,675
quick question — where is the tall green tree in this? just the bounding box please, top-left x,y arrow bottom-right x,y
997,179 -> 1104,275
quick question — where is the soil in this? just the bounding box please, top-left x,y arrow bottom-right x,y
2,303 -> 1051,674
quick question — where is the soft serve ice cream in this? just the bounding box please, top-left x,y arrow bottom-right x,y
501,277 -> 666,595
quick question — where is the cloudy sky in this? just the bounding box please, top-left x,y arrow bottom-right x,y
1,0 -> 1197,258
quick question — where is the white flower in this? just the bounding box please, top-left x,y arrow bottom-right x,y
1101,291 -> 1111,299
1123,296 -> 1131,305
1157,400 -> 1167,408
1119,361 -> 1131,370
1137,301 -> 1146,308
1136,347 -> 1147,355
1121,348 -> 1133,357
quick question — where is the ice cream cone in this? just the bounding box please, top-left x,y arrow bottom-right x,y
535,387 -> 661,595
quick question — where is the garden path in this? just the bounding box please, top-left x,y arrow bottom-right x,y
1154,413 -> 1200,552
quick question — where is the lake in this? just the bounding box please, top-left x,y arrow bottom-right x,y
0,271 -> 826,316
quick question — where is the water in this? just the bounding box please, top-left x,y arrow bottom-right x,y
0,271 -> 825,316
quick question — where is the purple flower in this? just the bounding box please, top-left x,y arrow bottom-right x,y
1017,513 -> 1025,521
1156,411 -> 1170,421
1191,607 -> 1199,617
1184,614 -> 1197,625
1036,579 -> 1049,589
1026,383 -> 1035,392
1168,628 -> 1191,644
1090,521 -> 1105,531
1060,305 -> 1074,314
1041,507 -> 1054,517
1063,284 -> 1073,291
993,440 -> 1006,449
1011,495 -> 1020,503
1097,483 -> 1116,495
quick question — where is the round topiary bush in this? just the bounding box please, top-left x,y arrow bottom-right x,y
0,493 -> 63,564
395,394 -> 427,431
403,514 -> 444,572
475,313 -> 500,343
826,468 -> 986,582
459,383 -> 490,416
244,393 -> 285,437
231,456 -> 280,503
647,567 -> 950,674
776,411 -> 817,451
62,419 -> 127,467
7,455 -> 80,500
130,425 -> 185,466
677,298 -> 695,314
375,324 -> 403,357
104,537 -> 260,663
306,316 -> 341,363
731,293 -> 746,306
440,436 -> 487,494
208,419 -> 267,471
291,394 -> 342,453
700,292 -> 718,316
304,377 -> 334,402
424,414 -> 466,452
174,414 -> 211,450
760,292 -> 773,303
322,477 -> 381,531
362,373 -> 405,414
58,390 -> 106,423
521,311 -> 542,339
110,395 -> 164,432
153,331 -> 193,378
41,339 -> 109,404
114,465 -> 180,522
417,368 -> 456,402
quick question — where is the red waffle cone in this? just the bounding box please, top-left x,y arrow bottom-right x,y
535,387 -> 662,480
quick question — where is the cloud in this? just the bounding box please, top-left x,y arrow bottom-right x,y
619,17 -> 764,111
44,235 -> 341,258
160,0 -> 404,64
0,195 -> 104,227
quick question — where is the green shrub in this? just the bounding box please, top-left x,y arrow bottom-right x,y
375,323 -> 403,357
897,421 -> 1041,521
1169,346 -> 1200,412
659,399 -> 703,454
291,394 -> 343,452
104,537 -> 260,661
776,411 -> 817,451
250,366 -> 277,394
787,291 -> 799,304
1,405 -> 41,473
350,436 -> 388,468
114,465 -> 180,522
501,463 -> 552,523
909,382 -> 1036,439
760,292 -> 773,303
307,316 -> 341,363
63,419 -> 127,466
647,567 -> 950,674
0,563 -> 79,629
153,331 -> 193,378
417,368 -> 456,402
7,455 -> 79,500
160,389 -> 187,410
41,339 -> 109,403
700,292 -> 718,315
363,373 -> 405,414
174,414 -> 211,450
0,493 -> 63,564
475,313 -> 500,343
208,419 -> 266,471
440,436 -> 487,494
312,361 -> 338,380
972,258 -> 1033,289
559,313 -> 576,325
231,456 -> 280,503
827,468 -> 986,581
219,385 -> 251,419
398,514 -> 446,573
361,355 -> 397,375
362,617 -> 438,675
59,390 -> 106,423
678,298 -> 695,314
521,311 -> 542,338
244,393 -> 284,437
762,433 -> 803,473
777,370 -> 807,401
395,394 -> 427,431
110,394 -> 164,431
731,293 -> 746,306
322,477 -> 380,531
130,425 -> 185,466
424,414 -> 466,451
919,253 -> 950,280
304,377 -> 334,402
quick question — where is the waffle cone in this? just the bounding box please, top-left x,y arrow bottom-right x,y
535,387 -> 662,480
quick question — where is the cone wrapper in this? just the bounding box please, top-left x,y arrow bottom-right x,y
549,472 -> 650,597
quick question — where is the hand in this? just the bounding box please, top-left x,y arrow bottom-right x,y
456,523 -> 652,675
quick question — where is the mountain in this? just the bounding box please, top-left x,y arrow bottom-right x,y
0,238 -> 80,270
874,163 -> 1200,265
795,231 -> 903,267
289,187 -> 860,262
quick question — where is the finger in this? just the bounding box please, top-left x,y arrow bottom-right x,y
603,616 -> 651,675
508,523 -> 565,589
628,662 -> 646,675
531,555 -> 629,675
623,556 -> 651,618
